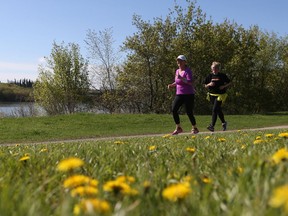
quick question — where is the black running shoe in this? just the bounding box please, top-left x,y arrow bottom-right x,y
207,125 -> 214,132
222,122 -> 227,131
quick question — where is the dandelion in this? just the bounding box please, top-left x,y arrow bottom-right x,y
103,180 -> 138,196
278,132 -> 288,139
218,138 -> 226,142
19,156 -> 30,162
57,157 -> 84,172
202,176 -> 212,184
40,148 -> 48,153
205,136 -> 211,139
265,133 -> 274,138
253,139 -> 264,145
241,144 -> 247,149
63,175 -> 98,189
270,148 -> 288,164
70,186 -> 98,197
73,198 -> 111,215
269,184 -> 288,214
255,136 -> 261,140
114,140 -> 125,144
149,145 -> 156,151
237,167 -> 243,174
116,175 -> 135,184
191,135 -> 196,139
162,134 -> 171,138
162,182 -> 191,202
186,147 -> 195,153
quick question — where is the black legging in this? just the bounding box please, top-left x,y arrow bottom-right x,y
172,94 -> 196,126
210,95 -> 225,126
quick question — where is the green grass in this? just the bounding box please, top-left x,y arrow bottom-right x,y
0,113 -> 287,144
1,129 -> 288,215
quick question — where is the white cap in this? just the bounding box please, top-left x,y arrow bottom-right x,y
177,55 -> 187,61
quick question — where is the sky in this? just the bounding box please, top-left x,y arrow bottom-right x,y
1,0 -> 287,83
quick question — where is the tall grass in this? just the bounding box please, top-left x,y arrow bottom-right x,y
1,129 -> 288,215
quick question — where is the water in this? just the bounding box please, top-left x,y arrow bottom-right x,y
0,102 -> 45,117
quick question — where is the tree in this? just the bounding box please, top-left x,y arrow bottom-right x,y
85,28 -> 121,113
33,42 -> 91,115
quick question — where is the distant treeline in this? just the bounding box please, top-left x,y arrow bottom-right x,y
0,82 -> 33,102
6,79 -> 34,88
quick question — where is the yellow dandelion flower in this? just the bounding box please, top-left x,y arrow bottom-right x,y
265,133 -> 274,138
143,180 -> 151,188
253,139 -> 264,145
162,182 -> 191,202
116,175 -> 135,183
202,176 -> 212,184
255,136 -> 261,140
40,148 -> 48,153
269,184 -> 288,214
103,180 -> 130,193
114,140 -> 125,144
237,167 -> 243,174
149,146 -> 156,151
19,156 -> 30,161
241,144 -> 247,149
57,157 -> 84,172
70,186 -> 98,197
74,198 -> 111,215
186,147 -> 195,153
63,175 -> 98,189
191,135 -> 196,139
279,132 -> 288,139
205,136 -> 211,139
162,134 -> 171,138
271,148 -> 288,164
218,138 -> 226,142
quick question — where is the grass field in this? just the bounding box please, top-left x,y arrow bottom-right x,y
0,114 -> 288,215
0,113 -> 287,144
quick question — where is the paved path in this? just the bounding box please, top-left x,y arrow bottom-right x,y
2,125 -> 288,147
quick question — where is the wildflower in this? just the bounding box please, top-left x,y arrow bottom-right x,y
265,133 -> 274,138
74,198 -> 111,215
64,175 -> 98,189
253,139 -> 264,145
114,140 -> 125,144
205,136 -> 211,139
191,135 -> 196,139
278,132 -> 288,139
40,148 -> 48,153
269,184 -> 288,214
186,147 -> 195,153
218,138 -> 226,142
103,180 -> 138,196
162,134 -> 171,138
70,186 -> 98,197
162,182 -> 191,202
19,156 -> 30,161
57,157 -> 84,172
241,144 -> 247,149
237,167 -> 243,174
202,176 -> 212,184
270,148 -> 288,164
116,175 -> 135,183
149,146 -> 156,151
255,136 -> 261,140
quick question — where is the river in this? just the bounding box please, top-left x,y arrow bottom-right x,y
0,102 -> 46,117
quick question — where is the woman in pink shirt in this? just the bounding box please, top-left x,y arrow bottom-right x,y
168,55 -> 199,135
